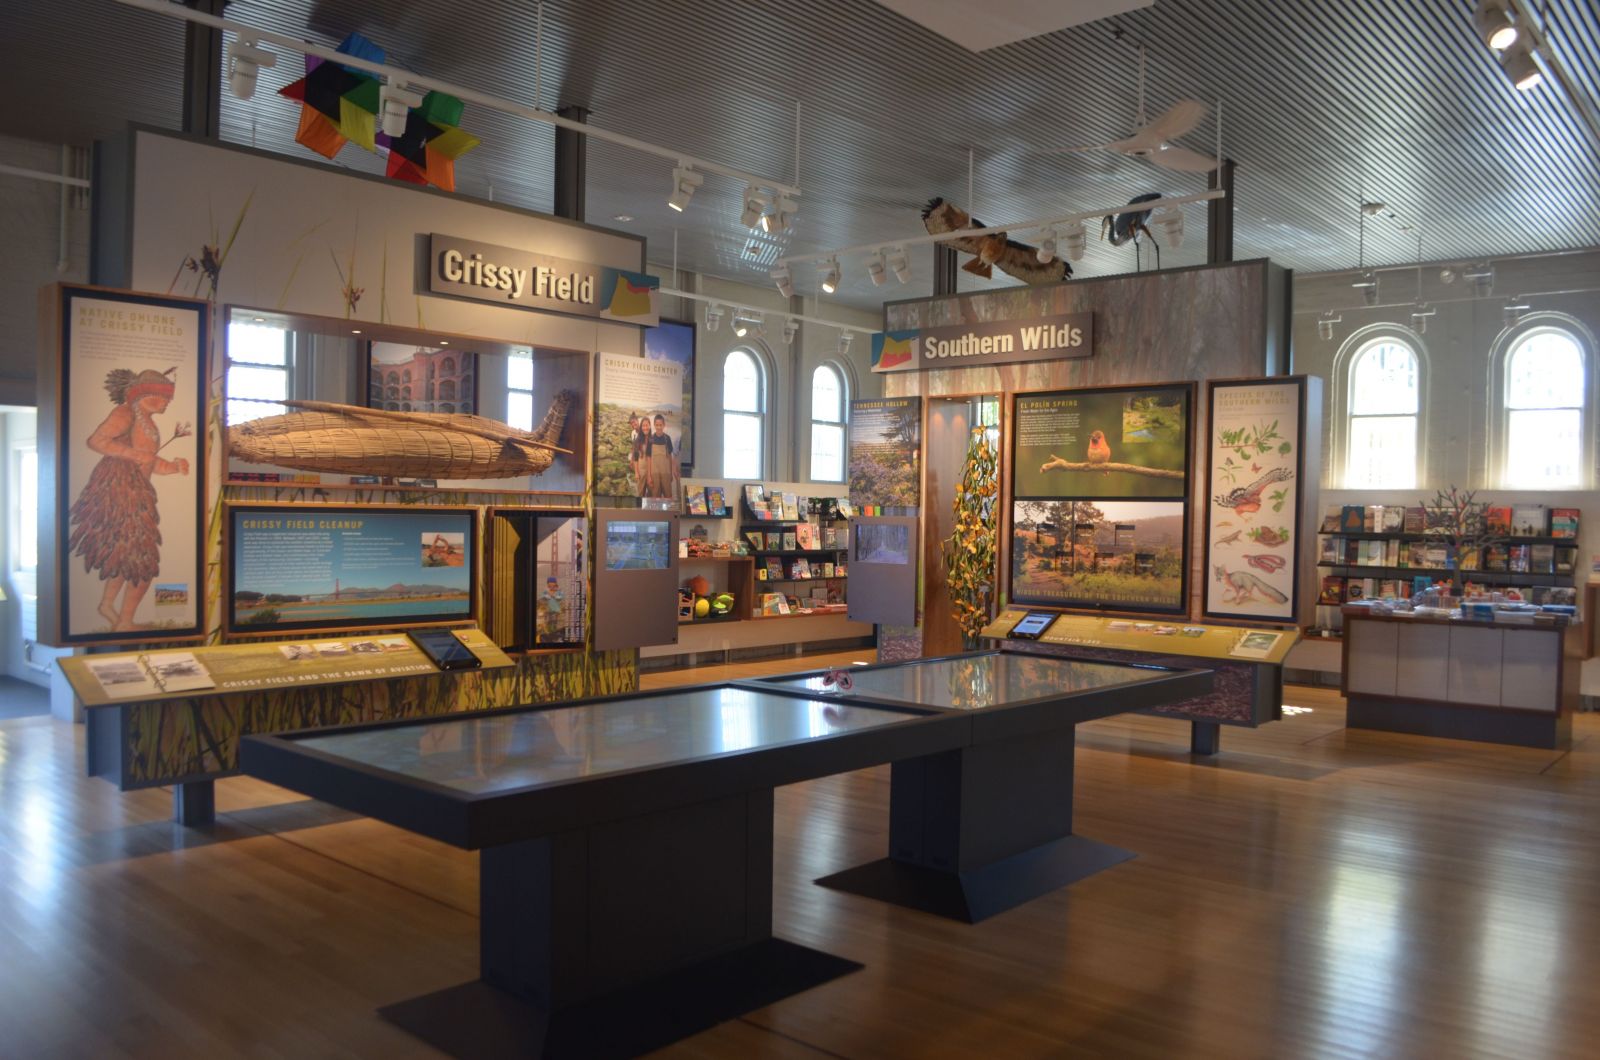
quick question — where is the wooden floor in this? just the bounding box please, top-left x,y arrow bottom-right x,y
3,650 -> 1598,1058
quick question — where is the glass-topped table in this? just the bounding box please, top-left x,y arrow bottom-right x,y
753,650 -> 1214,923
241,683 -> 965,1058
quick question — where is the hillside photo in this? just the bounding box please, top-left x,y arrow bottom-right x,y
1011,499 -> 1186,611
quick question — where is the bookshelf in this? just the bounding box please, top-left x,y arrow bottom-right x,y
739,483 -> 851,618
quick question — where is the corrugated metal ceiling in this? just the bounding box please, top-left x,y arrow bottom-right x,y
4,0 -> 1598,310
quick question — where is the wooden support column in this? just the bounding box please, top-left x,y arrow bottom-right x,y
554,104 -> 588,222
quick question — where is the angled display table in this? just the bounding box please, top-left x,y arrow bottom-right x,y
753,649 -> 1214,923
979,610 -> 1296,754
240,683 -> 965,1059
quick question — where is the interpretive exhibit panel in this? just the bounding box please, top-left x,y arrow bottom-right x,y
1203,377 -> 1323,624
225,503 -> 477,635
594,350 -> 686,501
593,508 -> 679,650
240,684 -> 964,1056
646,318 -> 697,472
1010,383 -> 1194,614
485,507 -> 588,651
38,284 -> 210,646
849,397 -> 922,509
756,650 -> 1213,922
848,515 -> 920,627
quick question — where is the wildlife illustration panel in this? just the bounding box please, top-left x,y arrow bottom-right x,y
1204,379 -> 1302,622
1012,385 -> 1190,499
1011,500 -> 1187,612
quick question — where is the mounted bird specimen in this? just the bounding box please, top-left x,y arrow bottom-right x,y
1103,192 -> 1165,271
1040,46 -> 1219,174
229,392 -> 576,479
921,198 -> 1072,285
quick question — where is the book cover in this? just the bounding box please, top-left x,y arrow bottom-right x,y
1384,539 -> 1400,567
1381,507 -> 1405,532
765,559 -> 783,580
1321,536 -> 1342,563
685,486 -> 708,515
1510,505 -> 1547,537
1530,543 -> 1555,573
1482,544 -> 1508,571
744,531 -> 765,551
1550,508 -> 1579,539
782,531 -> 797,551
743,483 -> 765,508
793,558 -> 812,578
86,656 -> 161,697
765,532 -> 782,551
1458,544 -> 1480,571
1345,579 -> 1365,601
142,651 -> 215,693
823,527 -> 838,549
1364,540 -> 1385,566
823,562 -> 836,577
782,492 -> 800,520
1229,630 -> 1283,659
1320,507 -> 1341,533
760,593 -> 787,616
1319,576 -> 1346,605
1345,539 -> 1361,564
1484,506 -> 1512,535
1508,545 -> 1531,573
795,523 -> 817,550
1554,546 -> 1577,574
1379,579 -> 1399,599
704,486 -> 727,515
1340,505 -> 1365,533
1364,504 -> 1383,532
1403,507 -> 1426,533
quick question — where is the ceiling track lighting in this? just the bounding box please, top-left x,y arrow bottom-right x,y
1500,40 -> 1543,90
1153,208 -> 1185,250
782,318 -> 799,345
740,184 -> 774,230
667,165 -> 703,212
770,264 -> 794,298
1466,265 -> 1495,295
771,195 -> 798,233
886,245 -> 911,284
866,249 -> 887,287
1061,222 -> 1087,262
1410,304 -> 1436,334
731,312 -> 753,338
819,258 -> 841,295
379,80 -> 425,138
227,36 -> 276,100
704,303 -> 724,332
1352,271 -> 1379,307
1503,301 -> 1531,326
656,285 -> 873,344
1317,312 -> 1343,341
837,331 -> 854,356
1474,1 -> 1519,51
1035,231 -> 1058,264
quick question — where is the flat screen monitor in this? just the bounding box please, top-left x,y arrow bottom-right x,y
228,505 -> 475,633
855,523 -> 910,565
604,520 -> 671,571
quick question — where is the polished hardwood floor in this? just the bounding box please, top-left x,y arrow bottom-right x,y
2,651 -> 1596,1058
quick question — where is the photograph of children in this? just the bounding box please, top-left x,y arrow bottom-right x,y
422,532 -> 467,567
593,352 -> 685,501
644,318 -> 695,470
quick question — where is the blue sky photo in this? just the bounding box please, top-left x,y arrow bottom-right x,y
233,510 -> 472,598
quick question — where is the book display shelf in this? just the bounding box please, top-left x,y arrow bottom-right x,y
738,484 -> 851,618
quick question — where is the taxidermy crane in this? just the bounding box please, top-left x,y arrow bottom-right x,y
921,198 -> 1072,285
1104,192 -> 1165,272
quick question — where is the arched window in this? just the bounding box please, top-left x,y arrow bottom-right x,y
1343,336 -> 1421,488
810,364 -> 847,482
1496,324 -> 1591,488
722,349 -> 765,478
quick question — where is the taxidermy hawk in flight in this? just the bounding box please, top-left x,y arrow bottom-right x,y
921,198 -> 1072,285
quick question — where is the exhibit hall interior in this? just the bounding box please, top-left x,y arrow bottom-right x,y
1,0 -> 1598,1055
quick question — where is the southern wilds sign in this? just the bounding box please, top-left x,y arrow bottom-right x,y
871,312 -> 1091,373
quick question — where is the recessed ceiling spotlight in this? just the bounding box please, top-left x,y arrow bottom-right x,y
1474,1 -> 1519,51
667,164 -> 703,212
439,340 -> 450,345
770,264 -> 793,298
351,329 -> 363,334
227,36 -> 276,100
1501,40 -> 1542,90
886,245 -> 911,284
819,258 -> 840,294
866,249 -> 887,286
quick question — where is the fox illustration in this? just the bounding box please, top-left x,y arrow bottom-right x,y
1214,564 -> 1288,605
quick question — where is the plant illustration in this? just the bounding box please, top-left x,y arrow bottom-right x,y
1268,487 -> 1288,513
1216,419 -> 1284,460
942,426 -> 999,647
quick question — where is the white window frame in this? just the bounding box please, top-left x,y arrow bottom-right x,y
722,347 -> 768,479
1331,324 -> 1427,489
13,445 -> 38,575
506,346 -> 536,431
1488,314 -> 1596,490
224,320 -> 294,426
809,361 -> 849,483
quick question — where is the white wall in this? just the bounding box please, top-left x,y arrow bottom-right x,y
649,268 -> 882,483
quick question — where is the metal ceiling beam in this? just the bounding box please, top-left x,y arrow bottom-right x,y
657,286 -> 875,336
179,0 -> 227,138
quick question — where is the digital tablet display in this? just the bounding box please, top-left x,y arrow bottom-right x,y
1009,611 -> 1058,640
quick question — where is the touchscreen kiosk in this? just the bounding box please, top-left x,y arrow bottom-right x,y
1008,611 -> 1059,640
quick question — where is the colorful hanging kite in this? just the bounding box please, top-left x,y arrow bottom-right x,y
278,32 -> 479,192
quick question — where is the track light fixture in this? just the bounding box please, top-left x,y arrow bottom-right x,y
886,245 -> 911,284
819,258 -> 840,294
1062,222 -> 1088,262
740,185 -> 773,230
1154,208 -> 1185,249
866,250 -> 887,286
837,331 -> 853,356
667,165 -> 703,212
704,303 -> 724,332
1035,232 -> 1057,264
380,81 -> 425,138
227,36 -> 276,100
782,318 -> 799,345
1474,1 -> 1519,51
1466,265 -> 1495,295
1501,40 -> 1542,90
1352,271 -> 1379,306
771,195 -> 798,233
770,264 -> 793,298
1503,300 -> 1531,326
1317,312 -> 1343,341
732,312 -> 752,338
1410,304 -> 1436,334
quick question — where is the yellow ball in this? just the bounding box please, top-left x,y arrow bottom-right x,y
693,598 -> 711,618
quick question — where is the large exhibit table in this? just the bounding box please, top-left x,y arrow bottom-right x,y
241,683 -> 965,1059
754,649 -> 1214,923
979,610 -> 1295,754
1341,607 -> 1579,749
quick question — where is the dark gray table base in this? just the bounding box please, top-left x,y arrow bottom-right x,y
383,787 -> 860,1058
819,726 -> 1130,923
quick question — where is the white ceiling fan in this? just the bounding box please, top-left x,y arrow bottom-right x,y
1043,45 -> 1219,173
